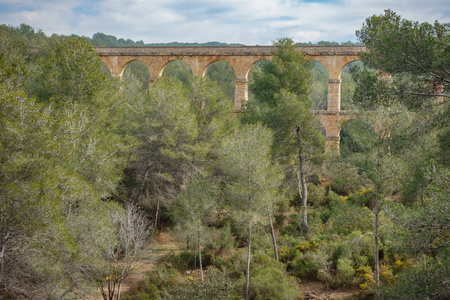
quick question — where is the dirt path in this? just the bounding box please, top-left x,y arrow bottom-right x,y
90,231 -> 181,299
119,231 -> 179,294
301,281 -> 358,299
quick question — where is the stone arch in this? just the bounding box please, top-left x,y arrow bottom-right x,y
340,60 -> 363,110
201,59 -> 222,77
306,55 -> 361,112
316,111 -> 353,152
205,60 -> 236,100
244,57 -> 272,81
122,59 -> 151,90
246,59 -> 271,102
161,59 -> 193,85
338,58 -> 363,78
310,60 -> 329,110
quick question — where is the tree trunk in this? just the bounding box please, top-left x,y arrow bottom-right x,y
198,230 -> 204,283
154,198 -> 160,229
299,152 -> 308,229
295,169 -> 302,200
268,207 -> 279,261
245,223 -> 252,300
0,229 -> 10,283
117,281 -> 122,300
375,185 -> 380,286
137,160 -> 151,203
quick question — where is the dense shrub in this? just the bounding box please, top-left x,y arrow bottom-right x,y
165,268 -> 234,300
208,223 -> 236,253
289,245 -> 332,282
336,257 -> 356,284
326,190 -> 346,208
283,207 -> 325,237
347,187 -> 375,208
228,248 -> 248,278
326,203 -> 374,235
307,183 -> 327,206
383,258 -> 450,300
122,266 -> 181,300
167,250 -> 213,272
325,158 -> 365,195
344,231 -> 375,268
235,252 -> 299,300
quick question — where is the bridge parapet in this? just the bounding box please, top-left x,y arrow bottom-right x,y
94,45 -> 366,57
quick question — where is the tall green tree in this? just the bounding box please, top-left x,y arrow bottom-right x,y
343,103 -> 411,286
357,10 -> 449,87
219,123 -> 284,300
348,11 -> 449,295
355,10 -> 449,164
245,38 -> 325,229
0,25 -> 136,298
173,173 -> 217,282
120,75 -> 234,228
122,77 -> 199,228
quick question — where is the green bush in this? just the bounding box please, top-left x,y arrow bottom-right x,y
345,231 -> 375,268
235,253 -> 299,300
167,249 -> 213,272
383,258 -> 450,300
228,248 -> 248,278
347,187 -> 375,208
165,268 -> 234,300
308,174 -> 322,186
121,266 -> 181,300
324,157 -> 365,195
326,202 -> 374,235
326,190 -> 346,208
307,183 -> 327,207
289,255 -> 319,279
289,246 -> 332,282
214,255 -> 230,270
283,207 -> 325,237
209,223 -> 236,253
337,257 -> 356,284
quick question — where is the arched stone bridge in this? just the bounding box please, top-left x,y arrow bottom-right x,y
95,46 -> 367,150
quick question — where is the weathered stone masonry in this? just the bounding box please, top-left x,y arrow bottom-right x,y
95,46 -> 367,151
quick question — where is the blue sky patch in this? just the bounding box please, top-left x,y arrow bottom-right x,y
0,3 -> 35,13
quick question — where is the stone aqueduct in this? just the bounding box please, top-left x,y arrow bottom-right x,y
95,46 -> 367,151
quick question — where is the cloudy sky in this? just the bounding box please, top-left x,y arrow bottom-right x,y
1,0 -> 449,45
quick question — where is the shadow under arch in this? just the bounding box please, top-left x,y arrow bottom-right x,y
310,60 -> 329,110
122,59 -> 151,90
340,60 -> 364,110
204,60 -> 236,100
161,60 -> 193,85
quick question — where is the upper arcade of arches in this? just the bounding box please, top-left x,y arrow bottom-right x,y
95,46 -> 367,151
95,45 -> 366,83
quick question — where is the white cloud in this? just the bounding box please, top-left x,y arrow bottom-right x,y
0,0 -> 449,44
